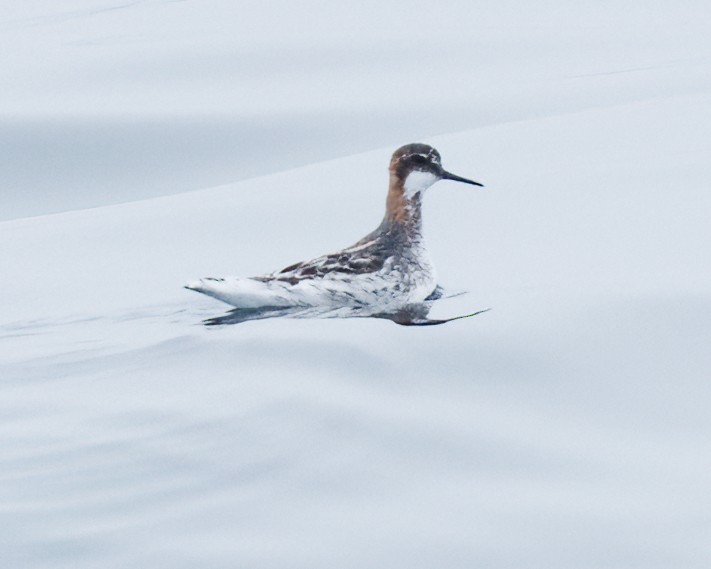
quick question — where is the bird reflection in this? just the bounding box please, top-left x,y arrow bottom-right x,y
203,300 -> 489,327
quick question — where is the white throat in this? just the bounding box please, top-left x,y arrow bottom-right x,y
403,170 -> 438,199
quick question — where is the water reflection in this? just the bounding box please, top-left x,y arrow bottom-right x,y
203,300 -> 489,327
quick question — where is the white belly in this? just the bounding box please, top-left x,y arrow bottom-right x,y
187,258 -> 437,309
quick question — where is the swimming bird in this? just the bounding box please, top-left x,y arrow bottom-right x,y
185,143 -> 482,309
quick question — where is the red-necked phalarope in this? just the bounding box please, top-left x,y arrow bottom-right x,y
186,143 -> 482,309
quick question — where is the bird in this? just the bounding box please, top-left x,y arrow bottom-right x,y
185,143 -> 482,310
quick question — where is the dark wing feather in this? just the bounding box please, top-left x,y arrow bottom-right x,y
265,239 -> 389,285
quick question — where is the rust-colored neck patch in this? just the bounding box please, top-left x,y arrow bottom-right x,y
385,171 -> 422,227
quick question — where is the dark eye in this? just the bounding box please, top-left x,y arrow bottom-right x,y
411,155 -> 427,165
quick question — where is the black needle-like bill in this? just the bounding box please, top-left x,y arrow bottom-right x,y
441,170 -> 483,187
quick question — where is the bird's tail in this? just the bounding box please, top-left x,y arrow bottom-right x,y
185,276 -> 293,308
